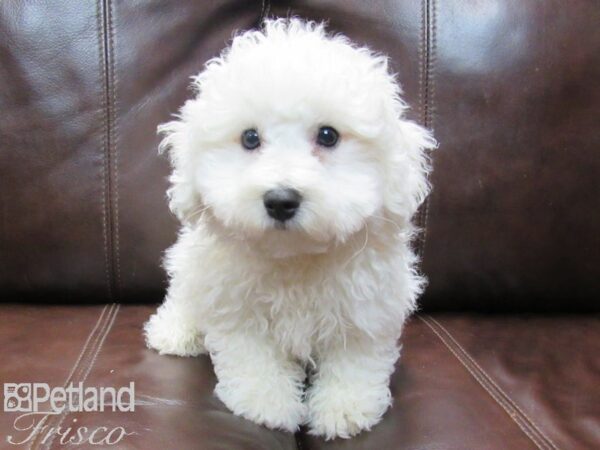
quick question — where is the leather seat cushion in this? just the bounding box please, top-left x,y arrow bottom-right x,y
1,304 -> 597,449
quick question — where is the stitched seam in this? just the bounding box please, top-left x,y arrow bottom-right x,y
98,0 -> 119,299
29,305 -> 112,450
419,316 -> 545,449
426,0 -> 436,128
62,305 -> 110,387
415,0 -> 427,258
96,0 -> 113,302
427,316 -> 560,450
41,305 -> 118,450
79,304 -> 120,383
417,0 -> 426,127
419,316 -> 555,450
418,0 -> 436,259
28,306 -> 109,450
38,305 -> 115,450
416,0 -> 431,259
108,0 -> 121,296
429,0 -> 437,130
40,305 -> 121,450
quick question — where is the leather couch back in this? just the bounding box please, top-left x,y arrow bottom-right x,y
1,1 -> 598,312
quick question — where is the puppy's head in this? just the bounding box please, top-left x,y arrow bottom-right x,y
160,19 -> 436,257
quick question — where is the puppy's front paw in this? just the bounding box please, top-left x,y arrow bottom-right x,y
215,374 -> 306,432
144,311 -> 205,357
306,381 -> 391,440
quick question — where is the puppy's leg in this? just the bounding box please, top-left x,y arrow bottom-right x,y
144,294 -> 205,357
208,332 -> 306,432
306,338 -> 399,440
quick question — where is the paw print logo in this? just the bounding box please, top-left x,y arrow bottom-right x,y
4,383 -> 32,412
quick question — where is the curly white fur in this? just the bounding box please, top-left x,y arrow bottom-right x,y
145,18 -> 436,440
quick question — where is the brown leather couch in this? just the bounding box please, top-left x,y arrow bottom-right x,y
1,1 -> 598,449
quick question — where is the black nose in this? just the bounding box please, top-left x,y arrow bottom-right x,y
263,188 -> 302,222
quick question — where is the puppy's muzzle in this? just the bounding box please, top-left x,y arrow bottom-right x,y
263,188 -> 302,223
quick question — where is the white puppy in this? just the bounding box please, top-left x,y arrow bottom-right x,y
145,19 -> 435,440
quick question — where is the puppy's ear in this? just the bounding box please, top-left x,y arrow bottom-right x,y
383,117 -> 437,224
158,116 -> 201,225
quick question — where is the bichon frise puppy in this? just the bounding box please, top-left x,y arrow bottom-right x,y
145,18 -> 435,440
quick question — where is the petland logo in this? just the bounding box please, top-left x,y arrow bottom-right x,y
4,382 -> 135,413
3,382 -> 136,446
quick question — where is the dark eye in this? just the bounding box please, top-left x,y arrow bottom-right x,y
316,126 -> 339,148
241,129 -> 260,150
